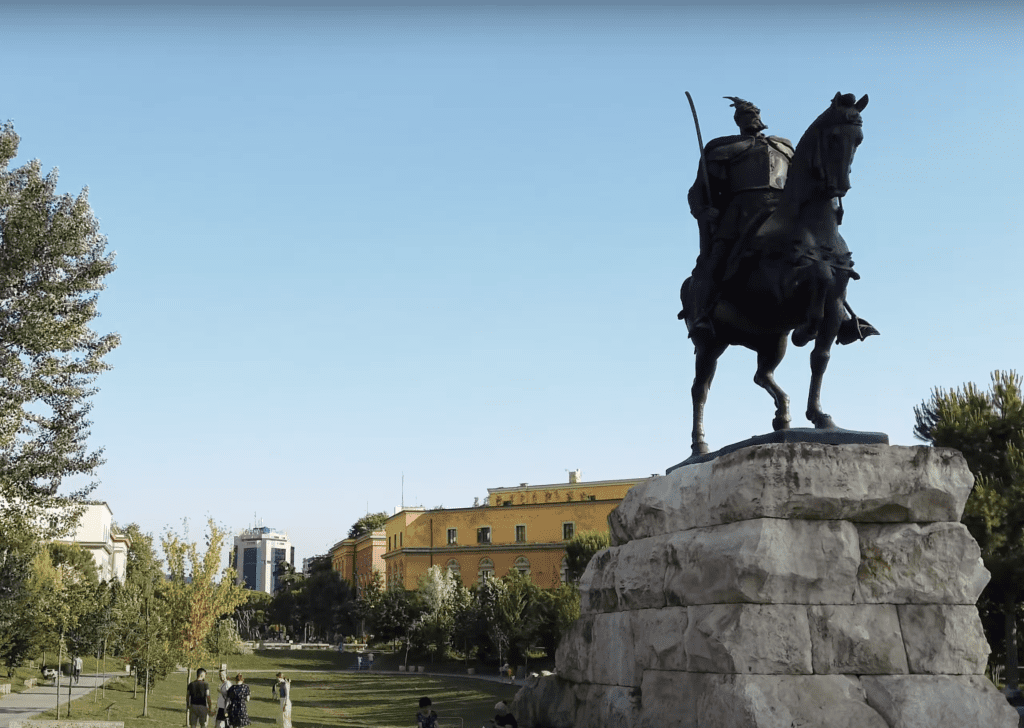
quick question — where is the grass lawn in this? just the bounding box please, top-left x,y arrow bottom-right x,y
33,651 -> 521,728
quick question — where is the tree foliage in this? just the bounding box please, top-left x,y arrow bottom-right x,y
914,370 -> 1024,686
348,512 -> 388,539
0,121 -> 119,542
162,519 -> 248,671
0,121 -> 118,646
565,530 -> 610,582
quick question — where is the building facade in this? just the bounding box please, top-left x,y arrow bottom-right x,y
232,526 -> 294,594
53,502 -> 131,583
383,475 -> 642,590
328,530 -> 386,595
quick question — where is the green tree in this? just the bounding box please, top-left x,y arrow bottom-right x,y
416,566 -> 458,661
914,370 -> 1024,688
0,120 -> 118,652
565,530 -> 610,583
535,583 -> 581,657
348,512 -> 388,539
162,519 -> 248,701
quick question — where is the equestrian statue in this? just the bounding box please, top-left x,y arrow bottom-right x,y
678,92 -> 879,459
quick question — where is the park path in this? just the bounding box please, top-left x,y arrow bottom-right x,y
0,673 -> 124,728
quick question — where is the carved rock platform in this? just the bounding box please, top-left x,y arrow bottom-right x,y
511,443 -> 1018,728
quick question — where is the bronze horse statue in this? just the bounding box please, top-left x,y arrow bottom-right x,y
679,92 -> 877,459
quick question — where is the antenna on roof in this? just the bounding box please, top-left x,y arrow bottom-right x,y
402,472 -> 405,509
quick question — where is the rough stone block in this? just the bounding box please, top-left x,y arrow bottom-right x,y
638,670 -> 702,728
614,536 -> 669,611
510,673 -> 577,728
610,444 -> 973,544
807,604 -> 909,674
862,675 -> 1019,728
631,607 -> 688,672
696,674 -> 889,728
857,522 -> 989,604
555,611 -> 639,686
685,604 -> 812,674
574,684 -> 640,728
579,546 -> 619,614
662,518 -> 860,605
898,605 -> 989,674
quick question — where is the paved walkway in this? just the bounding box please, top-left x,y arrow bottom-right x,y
0,674 -> 124,728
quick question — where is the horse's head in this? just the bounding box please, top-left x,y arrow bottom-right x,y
802,92 -> 868,199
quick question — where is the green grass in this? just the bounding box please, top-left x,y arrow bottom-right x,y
33,651 -> 520,728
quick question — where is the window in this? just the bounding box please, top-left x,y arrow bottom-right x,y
561,556 -> 569,584
514,556 -> 530,576
515,525 -> 527,543
563,522 -> 575,541
447,528 -> 458,545
477,526 -> 491,544
478,558 -> 494,584
446,559 -> 461,577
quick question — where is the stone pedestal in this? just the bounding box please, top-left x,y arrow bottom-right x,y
511,443 -> 1018,728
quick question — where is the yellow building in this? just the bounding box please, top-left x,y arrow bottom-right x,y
328,529 -> 386,595
383,473 -> 644,590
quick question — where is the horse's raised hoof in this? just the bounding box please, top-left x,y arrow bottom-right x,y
772,416 -> 791,431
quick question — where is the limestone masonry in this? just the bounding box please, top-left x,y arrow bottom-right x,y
511,443 -> 1019,728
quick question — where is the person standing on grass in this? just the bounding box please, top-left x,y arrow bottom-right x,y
186,668 -> 213,728
226,674 -> 251,728
216,669 -> 231,728
272,672 -> 292,728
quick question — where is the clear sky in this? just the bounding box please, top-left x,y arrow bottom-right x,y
3,0 -> 1021,565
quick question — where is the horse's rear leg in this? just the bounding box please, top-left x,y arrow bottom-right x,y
806,301 -> 842,428
692,340 -> 727,456
754,335 -> 791,431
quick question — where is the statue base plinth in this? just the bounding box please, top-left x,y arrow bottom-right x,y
667,427 -> 889,473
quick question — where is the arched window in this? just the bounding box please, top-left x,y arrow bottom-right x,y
478,558 -> 494,584
561,556 -> 569,585
446,559 -> 460,577
514,556 -> 530,577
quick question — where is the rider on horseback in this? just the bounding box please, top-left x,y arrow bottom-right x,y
682,97 -> 794,338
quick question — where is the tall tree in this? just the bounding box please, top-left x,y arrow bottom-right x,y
914,370 -> 1024,688
0,120 -> 118,639
162,519 -> 248,696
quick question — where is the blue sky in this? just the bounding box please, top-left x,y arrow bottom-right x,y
3,1 -> 1021,564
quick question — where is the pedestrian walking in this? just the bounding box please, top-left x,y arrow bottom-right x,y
272,672 -> 292,728
186,668 -> 213,728
226,674 -> 251,728
72,656 -> 82,684
216,669 -> 231,728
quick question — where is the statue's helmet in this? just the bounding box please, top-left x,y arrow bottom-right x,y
724,96 -> 767,132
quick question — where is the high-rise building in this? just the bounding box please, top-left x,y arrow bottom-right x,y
232,526 -> 294,593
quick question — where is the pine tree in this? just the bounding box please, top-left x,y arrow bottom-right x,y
914,370 -> 1024,687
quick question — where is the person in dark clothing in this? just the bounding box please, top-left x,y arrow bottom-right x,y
416,696 -> 438,728
492,701 -> 518,728
186,668 -> 213,728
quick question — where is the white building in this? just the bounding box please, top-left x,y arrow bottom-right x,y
232,526 -> 294,594
54,502 -> 132,583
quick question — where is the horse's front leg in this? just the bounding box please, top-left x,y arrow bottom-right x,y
806,300 -> 842,428
754,335 -> 791,431
691,340 -> 727,456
